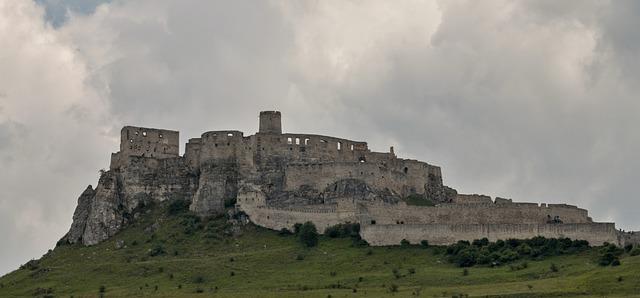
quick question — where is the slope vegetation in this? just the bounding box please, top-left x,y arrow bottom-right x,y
1,201 -> 639,297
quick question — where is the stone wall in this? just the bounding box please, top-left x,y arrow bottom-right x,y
120,126 -> 179,159
360,223 -> 619,246
362,202 -> 590,225
238,197 -> 357,233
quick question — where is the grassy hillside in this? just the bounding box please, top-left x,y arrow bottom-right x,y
1,202 -> 640,297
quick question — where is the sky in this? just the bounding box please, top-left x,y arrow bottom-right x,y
1,0 -> 640,276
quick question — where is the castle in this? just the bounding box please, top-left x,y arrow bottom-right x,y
64,111 -> 638,246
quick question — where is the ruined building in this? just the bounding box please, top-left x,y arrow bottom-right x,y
63,111 -> 637,246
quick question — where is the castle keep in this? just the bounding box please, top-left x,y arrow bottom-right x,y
65,111 -> 633,247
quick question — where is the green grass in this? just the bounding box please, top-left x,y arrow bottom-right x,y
402,194 -> 436,206
2,203 -> 640,297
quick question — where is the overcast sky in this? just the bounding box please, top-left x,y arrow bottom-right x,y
1,0 -> 640,275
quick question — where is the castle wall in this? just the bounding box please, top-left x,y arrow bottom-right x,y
283,160 -> 441,197
362,202 -> 590,225
360,223 -> 619,246
454,194 -> 493,204
120,126 -> 179,159
238,199 -> 357,233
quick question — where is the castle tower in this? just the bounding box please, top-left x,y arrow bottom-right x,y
258,111 -> 282,134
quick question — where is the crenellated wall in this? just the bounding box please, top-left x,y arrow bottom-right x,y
361,202 -> 590,225
360,223 -> 619,246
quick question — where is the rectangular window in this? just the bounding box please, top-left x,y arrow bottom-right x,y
295,137 -> 300,145
287,137 -> 293,144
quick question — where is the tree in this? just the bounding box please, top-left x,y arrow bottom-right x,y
298,222 -> 318,247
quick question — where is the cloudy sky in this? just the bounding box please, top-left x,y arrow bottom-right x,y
1,0 -> 640,275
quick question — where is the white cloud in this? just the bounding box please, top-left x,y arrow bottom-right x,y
0,0 -> 114,274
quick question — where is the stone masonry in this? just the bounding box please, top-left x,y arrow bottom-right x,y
62,111 -> 635,247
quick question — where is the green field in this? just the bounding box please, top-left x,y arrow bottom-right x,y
1,202 -> 640,297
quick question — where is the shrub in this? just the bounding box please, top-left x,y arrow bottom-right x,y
325,223 -> 361,240
181,214 -> 203,235
392,268 -> 401,279
624,244 -> 633,253
611,259 -> 621,266
224,197 -> 237,208
420,240 -> 429,248
298,222 -> 319,247
148,244 -> 166,257
167,199 -> 190,215
388,284 -> 398,293
462,268 -> 469,276
193,275 -> 205,283
630,247 -> 640,256
400,239 -> 411,247
550,263 -> 559,272
455,248 -> 478,267
279,228 -> 293,236
472,238 -> 489,247
293,223 -> 303,234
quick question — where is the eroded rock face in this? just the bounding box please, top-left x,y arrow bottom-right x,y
63,185 -> 96,244
81,172 -> 125,245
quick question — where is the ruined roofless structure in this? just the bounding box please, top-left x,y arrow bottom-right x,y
63,111 -> 639,247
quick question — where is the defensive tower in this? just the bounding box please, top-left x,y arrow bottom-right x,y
258,111 -> 282,134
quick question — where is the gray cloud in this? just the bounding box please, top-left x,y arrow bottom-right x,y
2,0 -> 640,275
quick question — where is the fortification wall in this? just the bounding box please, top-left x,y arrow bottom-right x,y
284,161 -> 440,197
120,126 -> 179,159
360,223 -> 619,246
239,203 -> 357,233
454,194 -> 493,204
363,202 -> 590,225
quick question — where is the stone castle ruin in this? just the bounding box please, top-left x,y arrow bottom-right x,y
64,111 -> 637,247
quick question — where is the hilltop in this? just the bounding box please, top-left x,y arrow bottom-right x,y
1,201 -> 640,297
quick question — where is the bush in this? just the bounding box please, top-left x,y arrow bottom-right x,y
462,268 -> 469,276
148,244 -> 166,257
298,222 -> 319,247
630,247 -> 640,256
599,244 -> 624,266
400,239 -> 411,247
612,259 -> 621,266
325,223 -> 361,239
181,214 -> 203,235
224,197 -> 237,208
167,199 -> 190,215
193,275 -> 206,283
550,263 -> 559,272
472,238 -> 489,247
293,223 -> 303,234
388,284 -> 398,293
420,240 -> 429,248
279,228 -> 293,236
455,248 -> 478,267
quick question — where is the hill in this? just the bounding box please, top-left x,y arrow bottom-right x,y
1,201 -> 640,297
